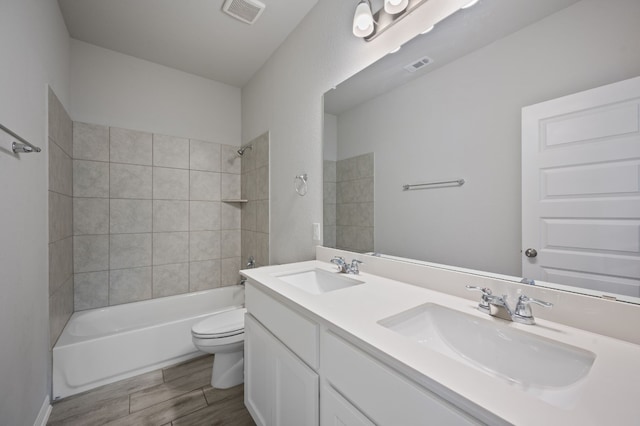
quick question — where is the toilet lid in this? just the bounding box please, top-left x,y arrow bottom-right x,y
192,308 -> 246,338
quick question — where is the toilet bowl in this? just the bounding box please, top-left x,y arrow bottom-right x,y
191,307 -> 246,389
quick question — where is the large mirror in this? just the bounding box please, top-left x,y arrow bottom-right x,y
323,0 -> 640,303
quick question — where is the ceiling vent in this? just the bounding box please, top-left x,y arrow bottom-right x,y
403,56 -> 433,73
222,0 -> 266,25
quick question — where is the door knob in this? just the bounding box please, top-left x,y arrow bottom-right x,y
524,248 -> 538,258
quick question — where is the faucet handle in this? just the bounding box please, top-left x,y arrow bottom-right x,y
514,295 -> 552,324
330,256 -> 347,272
348,259 -> 363,274
465,285 -> 492,313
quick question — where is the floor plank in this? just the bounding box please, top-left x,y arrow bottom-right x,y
49,370 -> 163,423
172,394 -> 255,426
163,355 -> 213,383
47,395 -> 130,426
202,384 -> 244,406
105,389 -> 208,426
130,366 -> 212,413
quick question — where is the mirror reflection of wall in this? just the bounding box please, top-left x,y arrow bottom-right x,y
324,0 -> 640,299
324,115 -> 375,252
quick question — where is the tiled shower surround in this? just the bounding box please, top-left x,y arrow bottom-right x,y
324,153 -> 374,253
241,132 -> 269,267
48,88 -> 74,347
72,122 -> 243,310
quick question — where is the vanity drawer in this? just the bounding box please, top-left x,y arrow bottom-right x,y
322,331 -> 480,426
246,282 -> 319,369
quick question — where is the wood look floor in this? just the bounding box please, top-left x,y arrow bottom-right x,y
48,355 -> 255,426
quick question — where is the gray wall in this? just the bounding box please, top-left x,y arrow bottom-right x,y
72,122 -> 243,309
0,0 -> 70,423
335,0 -> 640,276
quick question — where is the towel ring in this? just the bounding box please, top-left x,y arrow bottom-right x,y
294,174 -> 308,196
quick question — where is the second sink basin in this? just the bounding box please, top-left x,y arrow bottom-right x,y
275,268 -> 364,295
378,303 -> 595,393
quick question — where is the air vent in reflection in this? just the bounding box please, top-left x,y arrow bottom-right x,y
403,56 -> 433,73
222,0 -> 266,25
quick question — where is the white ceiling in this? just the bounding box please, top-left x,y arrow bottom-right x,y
325,0 -> 581,115
57,0 -> 318,88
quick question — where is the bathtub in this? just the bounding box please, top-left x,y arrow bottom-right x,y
52,286 -> 244,400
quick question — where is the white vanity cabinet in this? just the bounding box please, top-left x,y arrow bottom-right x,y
244,283 -> 320,426
322,331 -> 482,426
244,280 -> 483,426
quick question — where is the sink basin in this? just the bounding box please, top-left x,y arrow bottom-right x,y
378,303 -> 595,391
275,269 -> 364,295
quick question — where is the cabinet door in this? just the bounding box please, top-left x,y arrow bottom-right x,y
273,340 -> 319,426
245,315 -> 272,426
245,314 -> 319,426
321,385 -> 374,426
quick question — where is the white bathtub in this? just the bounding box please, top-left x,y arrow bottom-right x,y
52,286 -> 244,400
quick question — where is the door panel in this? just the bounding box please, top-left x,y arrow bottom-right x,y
522,76 -> 640,298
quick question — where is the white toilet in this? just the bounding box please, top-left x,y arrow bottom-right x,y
191,307 -> 247,389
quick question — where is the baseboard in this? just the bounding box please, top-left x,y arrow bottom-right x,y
33,395 -> 52,426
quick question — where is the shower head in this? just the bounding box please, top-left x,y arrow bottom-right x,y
237,145 -> 252,156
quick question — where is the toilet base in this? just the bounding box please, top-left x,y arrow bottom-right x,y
211,351 -> 244,389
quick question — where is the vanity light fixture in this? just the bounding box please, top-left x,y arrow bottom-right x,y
461,0 -> 480,9
420,25 -> 435,35
353,0 -> 478,42
384,0 -> 409,15
353,0 -> 375,38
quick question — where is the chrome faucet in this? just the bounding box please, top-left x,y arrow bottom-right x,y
330,256 -> 363,274
466,285 -> 552,325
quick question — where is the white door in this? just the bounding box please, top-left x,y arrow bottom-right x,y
522,76 -> 640,299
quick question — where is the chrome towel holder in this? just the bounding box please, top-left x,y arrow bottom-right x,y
1,122 -> 41,154
403,179 -> 464,191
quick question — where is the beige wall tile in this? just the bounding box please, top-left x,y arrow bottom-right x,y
190,140 -> 220,172
49,191 -> 73,243
221,202 -> 241,230
73,160 -> 108,198
189,231 -> 221,261
220,230 -> 241,258
74,122 -> 109,162
189,260 -> 221,291
221,173 -> 241,200
221,145 -> 241,174
110,199 -> 152,234
221,257 -> 241,287
153,167 -> 189,200
50,140 -> 73,196
50,237 -> 73,295
109,267 -> 152,305
49,276 -> 73,348
190,171 -> 221,201
110,127 -> 152,165
74,198 -> 109,235
153,134 -> 189,169
153,263 -> 189,298
110,163 -> 152,199
153,232 -> 189,265
153,200 -> 189,232
256,200 -> 269,234
110,233 -> 152,270
190,201 -> 220,231
74,235 -> 109,273
74,271 -> 109,311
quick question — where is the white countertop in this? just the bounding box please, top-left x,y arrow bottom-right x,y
242,260 -> 640,426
